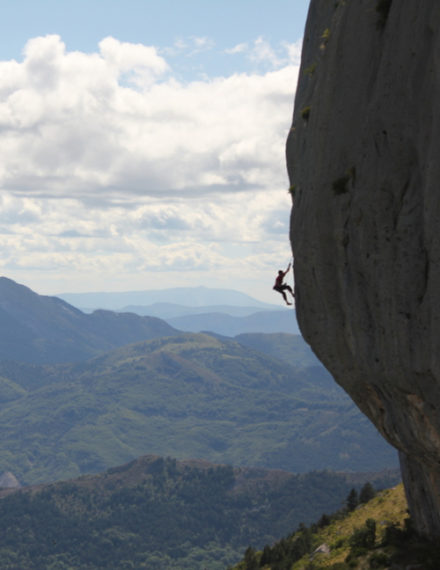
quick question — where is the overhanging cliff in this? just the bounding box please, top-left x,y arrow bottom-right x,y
287,0 -> 440,538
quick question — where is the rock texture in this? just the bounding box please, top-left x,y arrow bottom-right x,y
287,0 -> 440,538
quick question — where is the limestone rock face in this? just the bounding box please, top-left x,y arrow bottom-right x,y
287,0 -> 440,538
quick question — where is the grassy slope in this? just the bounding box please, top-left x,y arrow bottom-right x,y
233,483 -> 440,569
294,485 -> 407,568
233,485 -> 408,569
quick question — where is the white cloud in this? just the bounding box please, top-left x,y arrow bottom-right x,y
190,36 -> 215,53
163,36 -> 215,59
249,37 -> 281,67
225,37 -> 302,71
0,34 -> 298,202
0,34 -> 299,300
99,36 -> 169,88
0,186 -> 293,298
225,42 -> 248,55
284,39 -> 303,66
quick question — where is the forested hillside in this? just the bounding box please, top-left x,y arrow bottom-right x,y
0,455 -> 399,570
0,332 -> 396,484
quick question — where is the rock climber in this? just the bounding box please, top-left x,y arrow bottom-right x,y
273,262 -> 295,306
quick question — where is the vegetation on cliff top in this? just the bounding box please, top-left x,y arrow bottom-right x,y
233,482 -> 440,569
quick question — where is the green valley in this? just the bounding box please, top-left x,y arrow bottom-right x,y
0,332 -> 396,485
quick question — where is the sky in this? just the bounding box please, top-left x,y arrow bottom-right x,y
0,0 -> 310,303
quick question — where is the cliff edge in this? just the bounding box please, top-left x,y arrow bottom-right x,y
287,0 -> 440,538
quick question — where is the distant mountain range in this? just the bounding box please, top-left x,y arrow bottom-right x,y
58,286 -> 279,311
121,302 -> 282,318
58,286 -> 300,336
166,309 -> 300,335
0,277 -> 299,356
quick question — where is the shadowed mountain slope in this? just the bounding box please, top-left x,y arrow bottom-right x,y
0,277 -> 178,363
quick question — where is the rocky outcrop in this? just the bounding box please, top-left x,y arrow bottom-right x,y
287,0 -> 440,538
0,471 -> 20,489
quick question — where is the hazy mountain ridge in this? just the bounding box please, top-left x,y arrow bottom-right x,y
120,302 -> 283,319
58,285 -> 299,336
0,276 -> 179,363
166,309 -> 300,336
58,286 -> 279,311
